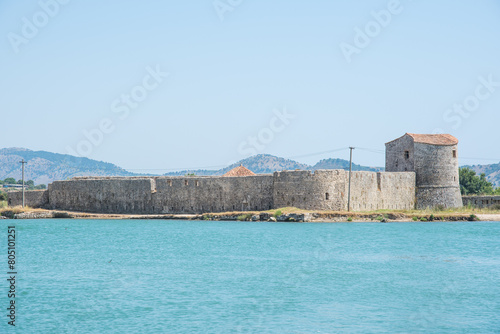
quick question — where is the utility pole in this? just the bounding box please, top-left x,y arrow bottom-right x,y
347,147 -> 355,212
19,159 -> 27,208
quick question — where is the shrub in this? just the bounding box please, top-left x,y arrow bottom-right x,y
489,204 -> 500,211
420,217 -> 428,222
274,210 -> 283,218
53,212 -> 73,219
237,214 -> 252,221
468,214 -> 479,222
429,214 -> 435,221
412,217 -> 418,221
347,217 -> 353,222
0,192 -> 7,201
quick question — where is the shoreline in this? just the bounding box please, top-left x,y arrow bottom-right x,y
1,208 -> 499,222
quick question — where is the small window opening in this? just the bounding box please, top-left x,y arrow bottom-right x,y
168,180 -> 172,186
195,180 -> 200,187
404,151 -> 410,159
452,150 -> 457,158
184,180 -> 188,186
325,193 -> 330,200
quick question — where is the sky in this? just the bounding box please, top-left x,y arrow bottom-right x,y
1,0 -> 499,173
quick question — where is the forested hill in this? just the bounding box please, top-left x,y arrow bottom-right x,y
0,148 -> 136,185
464,163 -> 500,187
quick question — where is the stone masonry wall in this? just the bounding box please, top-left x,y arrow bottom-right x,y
349,171 -> 416,211
7,190 -> 49,208
274,170 -> 416,212
46,175 -> 274,214
151,175 -> 274,214
385,134 -> 415,172
48,177 -> 156,214
462,196 -> 500,209
12,170 -> 416,214
414,143 -> 462,209
273,170 -> 347,211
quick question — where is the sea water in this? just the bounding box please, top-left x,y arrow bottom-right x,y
1,219 -> 499,333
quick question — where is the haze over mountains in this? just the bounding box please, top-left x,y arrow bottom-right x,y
0,148 -> 498,187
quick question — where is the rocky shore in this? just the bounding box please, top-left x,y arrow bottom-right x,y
1,208 -> 498,222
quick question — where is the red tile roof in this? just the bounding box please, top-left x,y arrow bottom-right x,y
223,165 -> 256,177
386,133 -> 458,146
406,133 -> 458,146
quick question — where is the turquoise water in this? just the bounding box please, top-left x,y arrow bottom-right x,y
1,220 -> 499,333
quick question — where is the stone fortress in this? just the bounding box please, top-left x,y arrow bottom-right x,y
8,133 -> 464,213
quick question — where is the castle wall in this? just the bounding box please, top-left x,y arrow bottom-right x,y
7,190 -> 48,208
48,177 -> 155,213
273,170 -> 416,212
8,171 -> 417,214
273,170 -> 347,211
462,196 -> 500,209
151,175 -> 274,214
349,172 -> 416,211
45,175 -> 274,214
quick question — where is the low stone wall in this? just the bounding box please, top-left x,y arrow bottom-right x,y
462,196 -> 500,209
7,190 -> 49,208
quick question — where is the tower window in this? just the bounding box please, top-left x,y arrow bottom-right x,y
404,151 -> 410,159
452,150 -> 457,158
184,180 -> 189,186
325,193 -> 330,200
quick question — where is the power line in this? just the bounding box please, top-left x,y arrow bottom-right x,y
121,150 -> 499,173
286,147 -> 349,160
459,157 -> 500,163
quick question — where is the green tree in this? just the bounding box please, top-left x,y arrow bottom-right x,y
4,178 -> 16,184
34,184 -> 47,190
459,167 -> 495,195
0,191 -> 6,201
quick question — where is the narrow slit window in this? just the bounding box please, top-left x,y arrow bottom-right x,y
325,193 -> 330,200
184,180 -> 188,186
452,150 -> 457,158
404,151 -> 410,159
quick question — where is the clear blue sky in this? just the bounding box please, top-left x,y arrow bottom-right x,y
1,0 -> 499,173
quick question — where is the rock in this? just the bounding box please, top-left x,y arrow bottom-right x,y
268,217 -> 277,222
251,215 -> 260,221
259,213 -> 271,221
14,212 -> 54,219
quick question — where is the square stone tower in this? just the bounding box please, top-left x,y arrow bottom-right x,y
385,133 -> 463,209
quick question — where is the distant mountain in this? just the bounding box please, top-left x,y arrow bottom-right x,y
5,147 -> 497,187
0,148 -> 138,185
463,162 -> 500,187
311,158 -> 384,172
164,154 -> 382,176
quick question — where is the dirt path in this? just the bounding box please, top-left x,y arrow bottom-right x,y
476,214 -> 500,221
